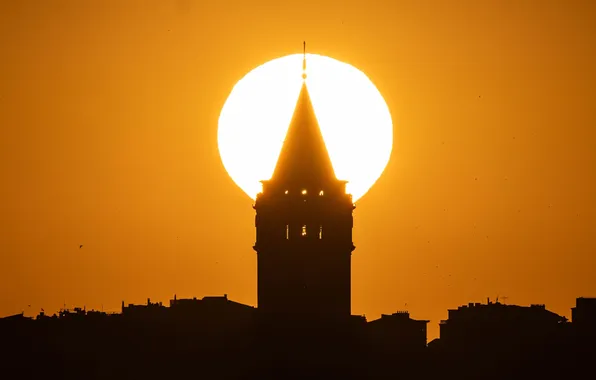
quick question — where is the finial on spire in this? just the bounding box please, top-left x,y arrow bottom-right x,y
302,41 -> 307,80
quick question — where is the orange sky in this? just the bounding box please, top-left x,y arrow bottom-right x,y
1,0 -> 595,340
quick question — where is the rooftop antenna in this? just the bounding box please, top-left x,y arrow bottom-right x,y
302,41 -> 307,80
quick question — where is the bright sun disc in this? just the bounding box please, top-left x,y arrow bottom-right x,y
218,53 -> 393,202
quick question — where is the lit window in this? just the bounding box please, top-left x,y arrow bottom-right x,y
284,190 -> 288,195
301,225 -> 307,236
301,189 -> 307,195
286,225 -> 289,239
319,225 -> 323,239
319,190 -> 324,196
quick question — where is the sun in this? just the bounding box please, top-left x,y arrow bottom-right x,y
218,53 -> 393,202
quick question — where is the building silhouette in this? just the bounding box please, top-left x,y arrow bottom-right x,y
439,300 -> 567,348
572,297 -> 596,335
368,311 -> 429,352
430,300 -> 580,379
253,55 -> 354,317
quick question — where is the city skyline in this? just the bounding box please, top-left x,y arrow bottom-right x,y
2,1 -> 596,342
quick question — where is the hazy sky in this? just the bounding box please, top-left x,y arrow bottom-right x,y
1,0 -> 595,339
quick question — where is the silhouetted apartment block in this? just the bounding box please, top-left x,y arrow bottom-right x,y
121,298 -> 167,319
170,293 -> 253,312
439,301 -> 566,352
368,311 -> 429,351
169,294 -> 256,331
572,297 -> 596,335
119,294 -> 256,330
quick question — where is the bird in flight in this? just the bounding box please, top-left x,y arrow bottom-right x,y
79,245 -> 83,249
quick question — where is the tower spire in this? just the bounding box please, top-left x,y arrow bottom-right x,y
302,41 -> 307,80
270,75 -> 337,186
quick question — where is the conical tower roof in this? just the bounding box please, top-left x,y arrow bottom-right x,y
270,80 -> 337,186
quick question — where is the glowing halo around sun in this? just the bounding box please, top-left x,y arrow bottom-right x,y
217,53 -> 393,202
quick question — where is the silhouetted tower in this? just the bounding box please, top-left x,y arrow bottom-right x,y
253,45 -> 355,317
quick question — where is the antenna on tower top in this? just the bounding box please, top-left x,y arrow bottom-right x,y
302,41 -> 307,80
